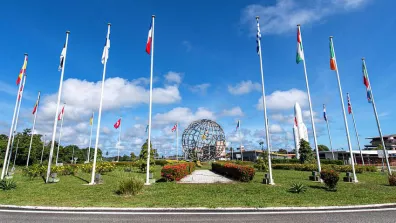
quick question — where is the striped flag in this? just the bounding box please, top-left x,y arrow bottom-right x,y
362,61 -> 372,103
323,105 -> 328,121
329,39 -> 337,70
296,26 -> 304,64
89,113 -> 93,125
146,20 -> 153,54
16,56 -> 28,85
171,123 -> 177,132
256,19 -> 261,55
18,84 -> 24,101
101,25 -> 111,64
58,106 -> 65,121
58,44 -> 66,71
114,118 -> 121,129
236,120 -> 240,131
32,94 -> 40,114
347,93 -> 352,114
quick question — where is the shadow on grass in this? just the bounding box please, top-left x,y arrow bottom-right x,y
73,175 -> 89,183
156,178 -> 167,183
308,185 -> 327,190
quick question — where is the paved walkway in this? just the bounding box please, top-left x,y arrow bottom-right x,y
179,170 -> 234,184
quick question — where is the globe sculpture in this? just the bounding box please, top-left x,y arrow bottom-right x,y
182,119 -> 226,161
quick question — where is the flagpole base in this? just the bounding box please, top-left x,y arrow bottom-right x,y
144,183 -> 151,186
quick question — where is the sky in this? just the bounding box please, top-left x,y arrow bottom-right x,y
0,0 -> 395,158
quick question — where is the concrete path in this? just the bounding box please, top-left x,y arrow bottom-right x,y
179,170 -> 233,184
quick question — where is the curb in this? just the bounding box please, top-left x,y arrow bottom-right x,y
1,203 -> 396,212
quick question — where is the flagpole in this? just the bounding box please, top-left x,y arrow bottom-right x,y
87,112 -> 94,162
41,134 -> 45,163
145,15 -> 155,186
118,116 -> 122,162
362,58 -> 391,174
256,16 -> 274,185
55,104 -> 65,165
46,31 -> 70,183
239,120 -> 243,161
298,25 -> 321,175
90,23 -> 111,185
27,91 -> 41,167
176,122 -> 179,161
348,93 -> 365,165
12,139 -> 19,171
6,74 -> 27,175
330,36 -> 357,183
324,104 -> 335,160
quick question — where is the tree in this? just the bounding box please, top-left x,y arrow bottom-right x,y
138,139 -> 155,172
318,144 -> 330,151
106,151 -> 109,156
277,149 -> 287,154
130,152 -> 137,160
299,139 -> 314,164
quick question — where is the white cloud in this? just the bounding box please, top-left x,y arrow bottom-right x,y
257,88 -> 307,110
153,107 -> 216,127
241,0 -> 369,35
221,107 -> 244,117
189,83 -> 211,94
228,80 -> 260,95
164,71 -> 182,85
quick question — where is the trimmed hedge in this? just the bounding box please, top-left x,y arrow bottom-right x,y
272,163 -> 377,173
271,159 -> 343,165
161,162 -> 196,181
212,162 -> 255,182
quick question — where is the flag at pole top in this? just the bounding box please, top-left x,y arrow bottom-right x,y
101,25 -> 111,64
114,118 -> 121,129
146,20 -> 153,54
236,120 -> 240,131
323,105 -> 328,121
32,94 -> 40,114
171,123 -> 177,132
58,106 -> 65,121
329,38 -> 337,70
362,60 -> 372,103
59,44 -> 66,71
18,84 -> 24,101
347,93 -> 352,114
89,113 -> 93,125
16,56 -> 28,85
296,25 -> 304,64
256,19 -> 261,55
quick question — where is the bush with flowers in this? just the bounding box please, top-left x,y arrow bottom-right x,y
212,162 -> 255,182
161,162 -> 196,181
320,169 -> 340,191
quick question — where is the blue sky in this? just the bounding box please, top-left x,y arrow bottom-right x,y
0,0 -> 395,157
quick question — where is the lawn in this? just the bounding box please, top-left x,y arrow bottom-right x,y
0,166 -> 396,208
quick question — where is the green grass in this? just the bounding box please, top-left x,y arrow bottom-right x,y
1,166 -> 396,208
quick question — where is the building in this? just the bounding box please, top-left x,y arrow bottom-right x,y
364,134 -> 396,150
319,150 -> 396,166
228,149 -> 295,162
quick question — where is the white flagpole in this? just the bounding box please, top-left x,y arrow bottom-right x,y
239,120 -> 243,161
256,16 -> 274,185
347,93 -> 365,165
176,122 -> 179,161
41,134 -> 46,163
324,104 -> 335,160
118,116 -> 122,162
27,91 -> 41,167
87,112 -> 94,162
330,36 -> 357,183
298,25 -> 321,175
145,15 -> 155,186
6,74 -> 27,175
55,104 -> 65,165
362,58 -> 391,174
1,54 -> 28,179
12,139 -> 19,171
90,23 -> 111,185
46,31 -> 70,183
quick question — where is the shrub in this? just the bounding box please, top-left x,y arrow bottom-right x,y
22,164 -> 46,179
0,179 -> 16,190
272,164 -> 376,173
289,182 -> 307,193
161,162 -> 196,181
254,158 -> 268,172
155,160 -> 169,166
195,160 -> 202,168
212,162 -> 255,182
321,170 -> 339,191
117,175 -> 144,196
389,173 -> 396,186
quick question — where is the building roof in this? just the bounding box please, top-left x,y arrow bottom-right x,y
365,134 -> 396,139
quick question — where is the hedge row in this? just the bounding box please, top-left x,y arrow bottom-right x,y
272,164 -> 377,173
161,162 -> 196,181
271,159 -> 343,165
212,162 -> 255,182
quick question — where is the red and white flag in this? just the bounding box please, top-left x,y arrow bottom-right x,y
145,20 -> 153,54
18,84 -> 24,101
347,93 -> 352,114
58,106 -> 65,120
171,123 -> 177,132
114,118 -> 121,129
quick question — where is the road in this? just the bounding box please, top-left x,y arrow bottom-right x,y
1,207 -> 396,222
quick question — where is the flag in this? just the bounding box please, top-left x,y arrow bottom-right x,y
16,56 -> 28,85
347,93 -> 352,114
145,124 -> 149,133
256,19 -> 261,55
89,113 -> 93,125
171,123 -> 177,132
329,39 -> 337,70
294,117 -> 298,126
323,105 -> 327,121
201,130 -> 208,140
58,106 -> 65,121
114,118 -> 121,129
58,44 -> 66,71
296,26 -> 304,64
101,26 -> 111,64
18,84 -> 24,101
236,120 -> 240,131
32,94 -> 40,115
362,61 -> 372,102
146,20 -> 153,54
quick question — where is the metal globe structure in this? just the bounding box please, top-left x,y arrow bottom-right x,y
182,119 -> 226,161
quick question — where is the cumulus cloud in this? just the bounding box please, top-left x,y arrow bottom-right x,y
257,88 -> 307,110
164,71 -> 182,85
188,83 -> 211,94
241,0 -> 369,35
221,107 -> 244,117
153,107 -> 216,127
228,80 -> 260,95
